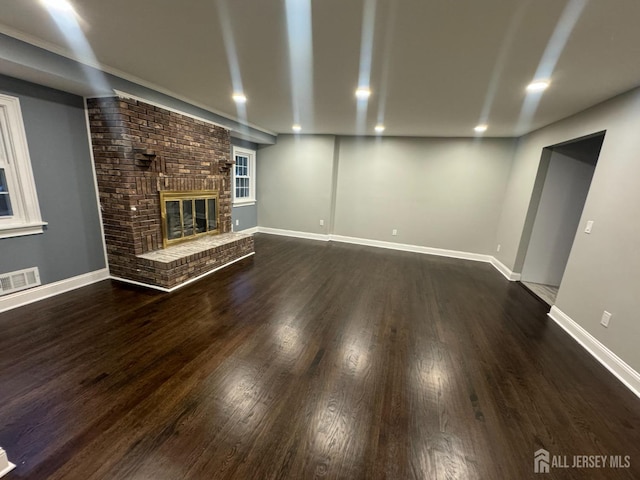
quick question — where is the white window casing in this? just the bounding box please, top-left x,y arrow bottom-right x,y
232,146 -> 256,206
0,94 -> 46,239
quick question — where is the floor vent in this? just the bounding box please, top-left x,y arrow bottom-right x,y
0,267 -> 41,296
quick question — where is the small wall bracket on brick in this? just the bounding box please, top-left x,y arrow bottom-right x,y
134,148 -> 157,169
219,159 -> 234,174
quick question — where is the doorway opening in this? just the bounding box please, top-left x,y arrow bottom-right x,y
519,131 -> 605,306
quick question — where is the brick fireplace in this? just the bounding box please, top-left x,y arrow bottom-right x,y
87,95 -> 254,290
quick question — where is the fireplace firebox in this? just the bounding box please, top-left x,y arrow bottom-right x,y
160,191 -> 219,248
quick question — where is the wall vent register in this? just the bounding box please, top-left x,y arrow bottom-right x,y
0,267 -> 41,296
160,191 -> 219,248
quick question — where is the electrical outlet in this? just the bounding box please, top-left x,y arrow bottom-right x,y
585,220 -> 594,234
497,244 -> 501,252
600,311 -> 612,328
392,229 -> 398,236
319,219 -> 324,226
235,219 -> 240,226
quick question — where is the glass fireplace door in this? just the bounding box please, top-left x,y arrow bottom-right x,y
160,191 -> 219,248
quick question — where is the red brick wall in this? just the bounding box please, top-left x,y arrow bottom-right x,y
87,96 -> 244,286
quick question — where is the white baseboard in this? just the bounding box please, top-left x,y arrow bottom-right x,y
111,252 -> 255,293
0,462 -> 15,479
0,446 -> 15,478
256,227 -> 526,281
490,257 -> 522,281
257,227 -> 330,242
329,234 -> 493,263
109,276 -> 171,292
548,306 -> 640,399
0,268 -> 110,314
239,226 -> 259,235
255,227 -> 507,267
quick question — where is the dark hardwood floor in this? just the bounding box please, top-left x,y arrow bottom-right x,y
1,234 -> 639,479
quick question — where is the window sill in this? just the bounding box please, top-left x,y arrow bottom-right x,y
0,221 -> 48,239
233,201 -> 256,207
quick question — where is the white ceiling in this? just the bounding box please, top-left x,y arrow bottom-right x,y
1,0 -> 640,138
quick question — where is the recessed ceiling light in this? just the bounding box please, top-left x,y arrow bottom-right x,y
355,87 -> 371,100
526,80 -> 550,92
41,0 -> 75,12
232,93 -> 247,103
292,124 -> 302,132
374,125 -> 385,133
474,124 -> 488,133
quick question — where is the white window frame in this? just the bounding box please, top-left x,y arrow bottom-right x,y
232,146 -> 256,206
0,93 -> 46,239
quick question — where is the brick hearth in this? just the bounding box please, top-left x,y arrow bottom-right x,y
136,233 -> 254,290
87,95 -> 254,289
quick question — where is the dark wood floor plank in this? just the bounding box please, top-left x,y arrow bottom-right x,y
1,234 -> 640,479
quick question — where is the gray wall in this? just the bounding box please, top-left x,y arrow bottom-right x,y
495,87 -> 640,372
257,135 -> 515,255
257,135 -> 336,235
232,204 -> 258,232
0,75 -> 106,284
231,137 -> 258,231
334,137 -> 515,253
521,150 -> 596,286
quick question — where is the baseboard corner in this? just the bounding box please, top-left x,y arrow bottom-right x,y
490,257 -> 521,281
0,446 -> 15,478
548,305 -> 640,399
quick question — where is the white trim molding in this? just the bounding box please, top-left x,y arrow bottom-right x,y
255,227 -> 495,263
257,227 -> 331,242
238,226 -> 259,235
490,257 -> 522,281
0,93 -> 47,238
0,221 -> 47,239
255,228 -> 526,278
330,234 -> 493,263
0,268 -> 109,314
111,252 -> 255,293
548,306 -> 640,399
0,447 -> 15,478
232,146 -> 256,205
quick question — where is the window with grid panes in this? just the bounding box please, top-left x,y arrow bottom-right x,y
0,94 -> 45,238
0,168 -> 12,217
232,146 -> 256,205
